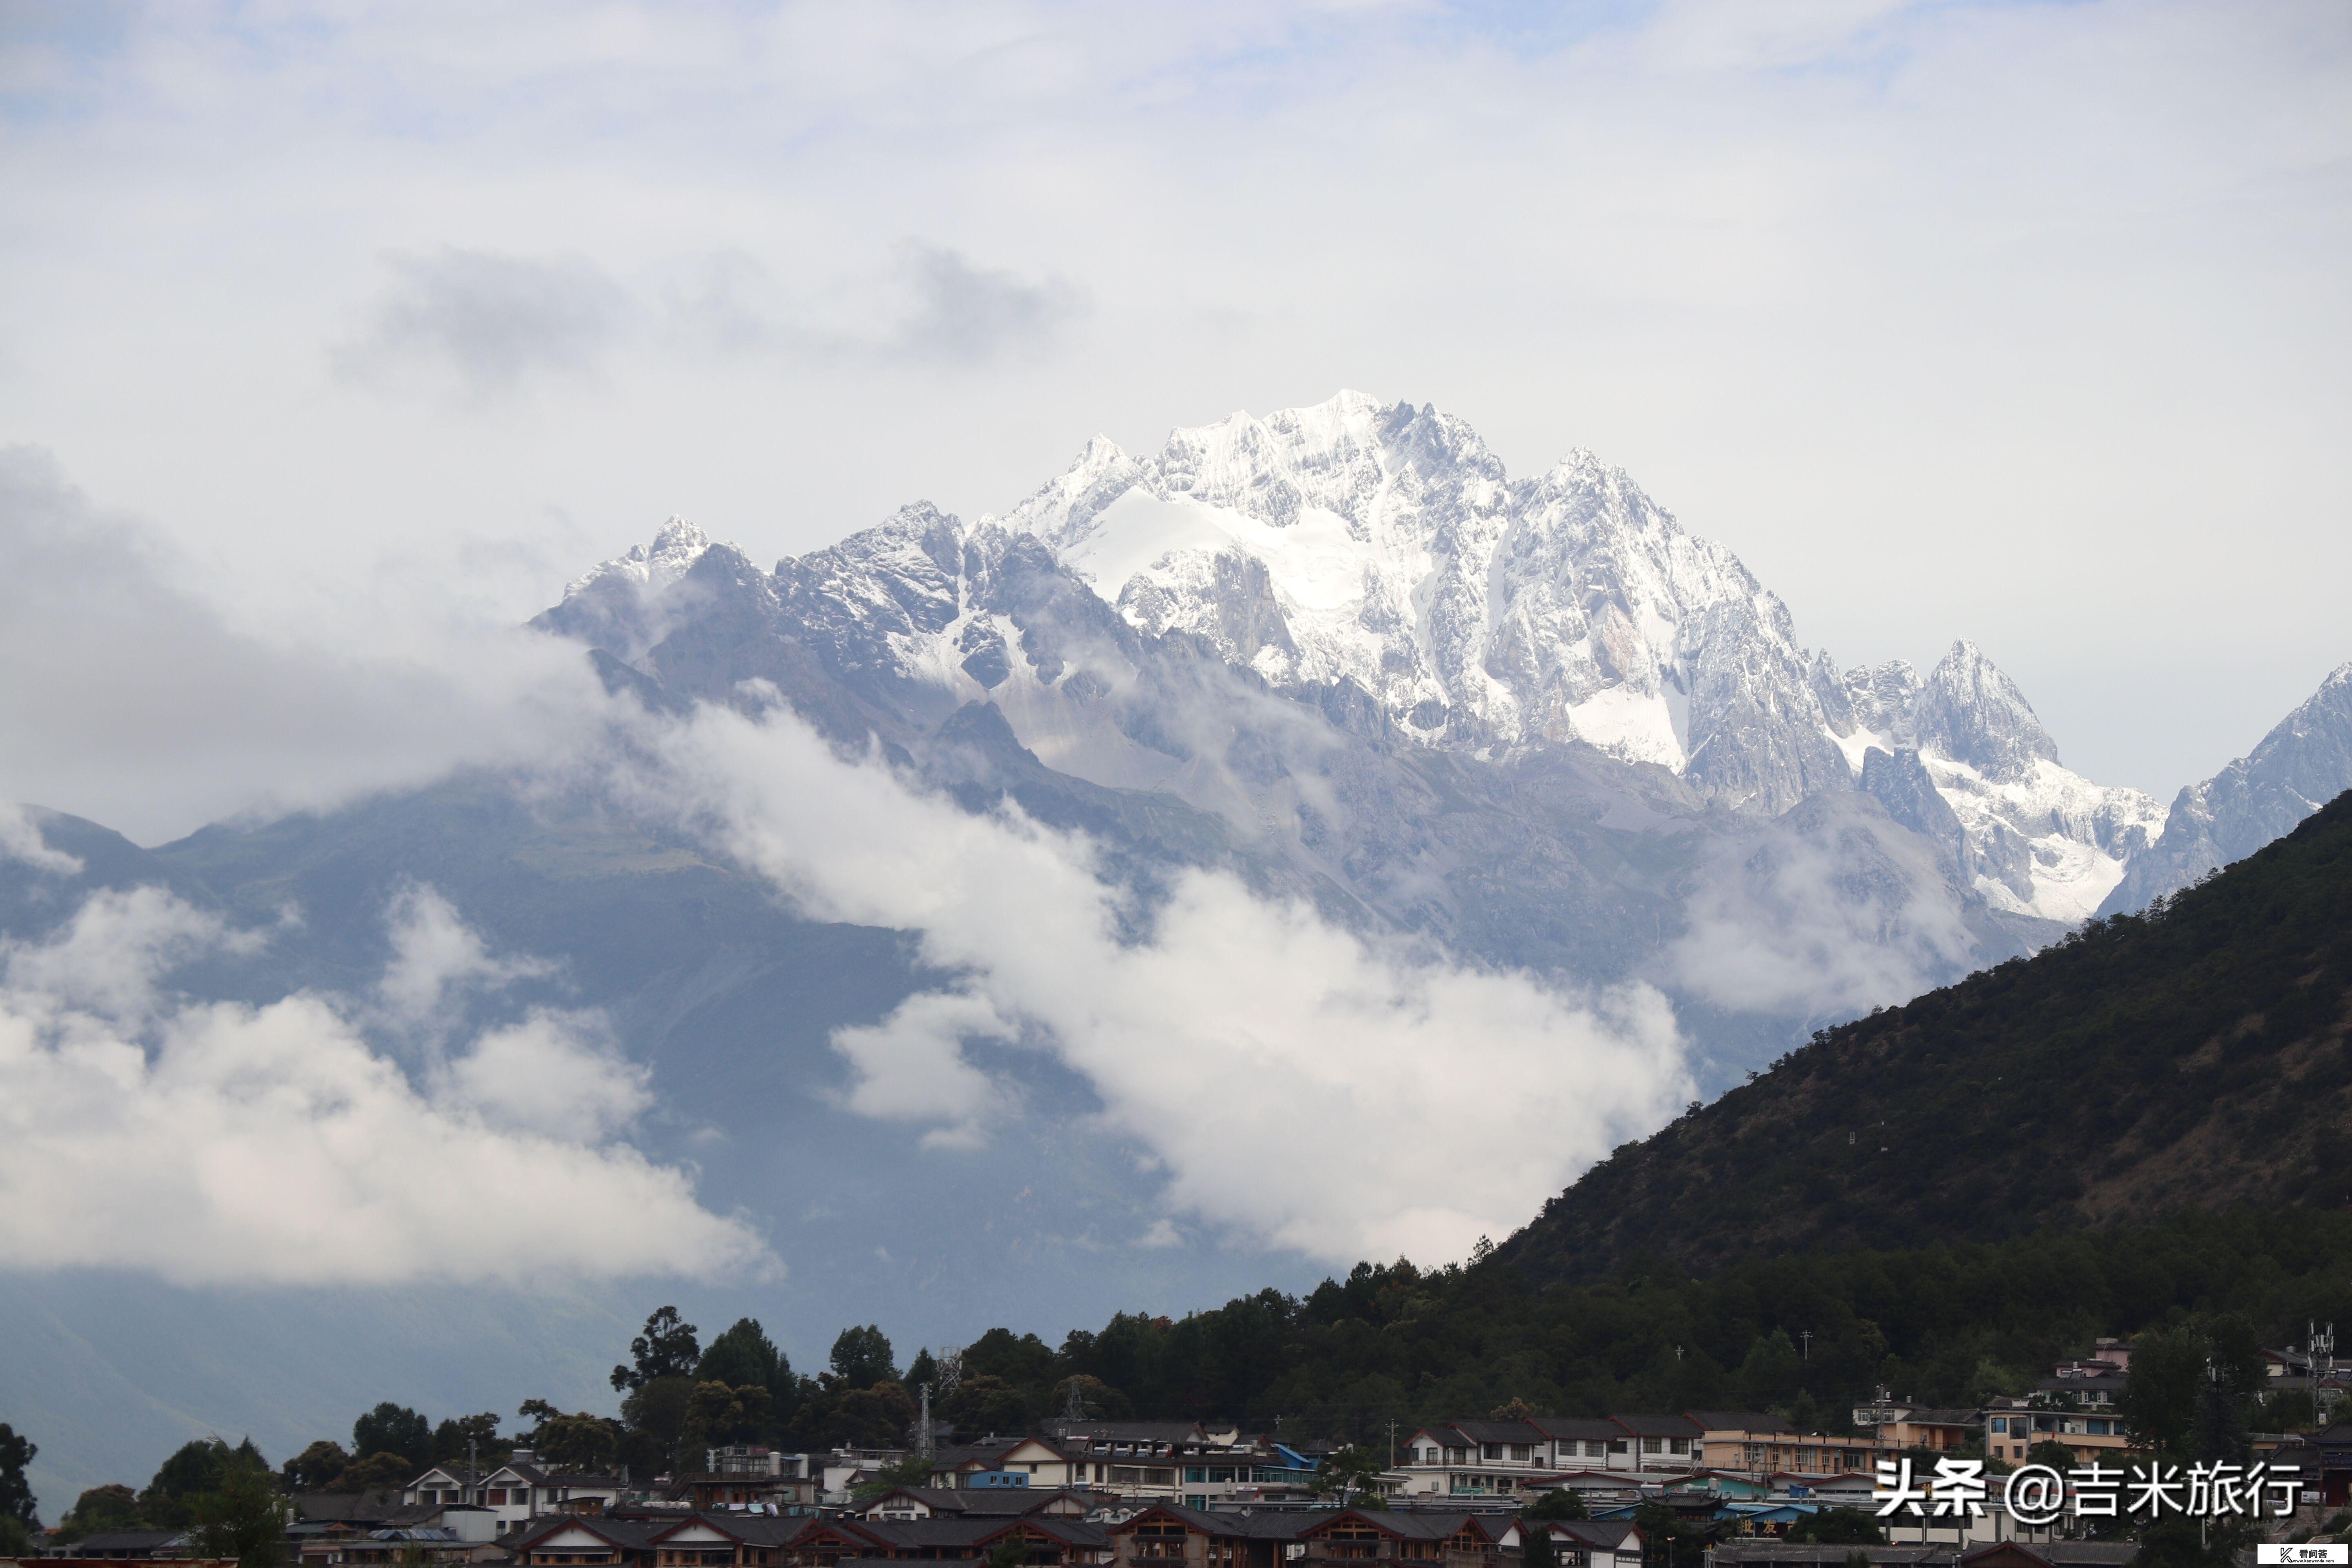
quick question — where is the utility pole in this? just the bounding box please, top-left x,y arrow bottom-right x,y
468,1436 -> 478,1503
2309,1322 -> 2340,1428
1798,1331 -> 1813,1362
918,1383 -> 935,1459
1386,1420 -> 1398,1471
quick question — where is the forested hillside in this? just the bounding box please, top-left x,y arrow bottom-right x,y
1499,787 -> 2352,1283
217,1209 -> 2352,1491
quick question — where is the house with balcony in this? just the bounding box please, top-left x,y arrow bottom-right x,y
1395,1414 -> 1711,1497
1526,1420 -> 1632,1471
1691,1416 -> 1882,1478
1971,1349 -> 2142,1465
1848,1402 -> 1980,1454
403,1459 -> 624,1535
677,1447 -> 819,1512
1612,1416 -> 1707,1473
1032,1423 -> 1314,1507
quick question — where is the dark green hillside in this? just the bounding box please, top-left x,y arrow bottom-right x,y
1499,788 -> 2352,1284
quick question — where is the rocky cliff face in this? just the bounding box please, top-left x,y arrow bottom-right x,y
1824,640 -> 2165,925
527,392 -> 2347,1054
2099,661 -> 2352,916
996,392 -> 1850,816
985,393 -> 2158,924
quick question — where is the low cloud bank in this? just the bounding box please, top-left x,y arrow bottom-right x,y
0,869 -> 770,1287
1664,797 -> 1979,1018
626,698 -> 1692,1266
0,446 -> 612,844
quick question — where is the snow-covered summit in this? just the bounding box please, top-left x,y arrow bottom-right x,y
993,390 -> 1847,813
1822,640 -> 2163,924
564,516 -> 712,599
1911,639 -> 2062,784
539,393 -> 2196,930
537,516 -> 739,663
2099,660 -> 2352,916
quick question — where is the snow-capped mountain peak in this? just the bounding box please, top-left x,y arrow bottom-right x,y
1912,638 -> 2061,783
565,515 -> 712,599
542,392 -> 2197,933
1000,390 -> 1839,811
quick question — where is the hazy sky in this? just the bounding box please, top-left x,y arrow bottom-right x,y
2,0 -> 2348,823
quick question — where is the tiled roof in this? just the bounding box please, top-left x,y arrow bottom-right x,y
56,1530 -> 187,1553
1050,1421 -> 1208,1443
1442,1420 -> 1546,1444
1684,1412 -> 1796,1436
292,1492 -> 405,1522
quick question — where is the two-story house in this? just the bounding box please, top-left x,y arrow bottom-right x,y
1690,1415 -> 1883,1477
1849,1400 -> 1981,1454
402,1459 -> 624,1536
1981,1359 -> 2134,1465
1036,1422 -> 1317,1507
1396,1414 -> 1711,1497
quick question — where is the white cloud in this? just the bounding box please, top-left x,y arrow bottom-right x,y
3,0 -> 2346,801
0,885 -> 768,1287
890,242 -> 1086,365
1662,795 -> 1979,1017
624,700 -> 1691,1266
333,249 -> 637,396
377,882 -> 557,1031
827,989 -> 1019,1151
3,886 -> 264,1020
435,1007 -> 652,1142
0,446 -> 614,842
0,804 -> 83,877
1133,1218 -> 1183,1250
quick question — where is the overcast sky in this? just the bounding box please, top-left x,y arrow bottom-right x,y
2,0 -> 2347,824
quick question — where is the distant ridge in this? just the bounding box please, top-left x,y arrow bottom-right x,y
1498,787 -> 2352,1283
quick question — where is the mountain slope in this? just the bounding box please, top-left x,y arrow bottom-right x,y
991,392 -> 2160,925
2100,661 -> 2352,916
532,494 -> 2051,1079
1496,787 -> 2352,1284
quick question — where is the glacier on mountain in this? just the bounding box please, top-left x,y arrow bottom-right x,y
986,392 -> 2156,926
535,391 -> 2352,995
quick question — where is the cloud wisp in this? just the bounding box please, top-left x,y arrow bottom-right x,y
891,242 -> 1087,365
1663,795 -> 1980,1018
0,446 -> 613,842
622,694 -> 1691,1266
663,243 -> 1085,367
0,862 -> 769,1288
332,250 -> 637,396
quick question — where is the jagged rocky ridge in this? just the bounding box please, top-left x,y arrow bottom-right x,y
554,392 -> 2184,936
524,390 -> 2352,1083
988,394 -> 2171,924
2099,662 -> 2352,916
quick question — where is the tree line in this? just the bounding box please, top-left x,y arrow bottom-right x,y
706,1205 -> 2352,1452
544,1204 -> 2352,1467
8,1201 -> 2345,1563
